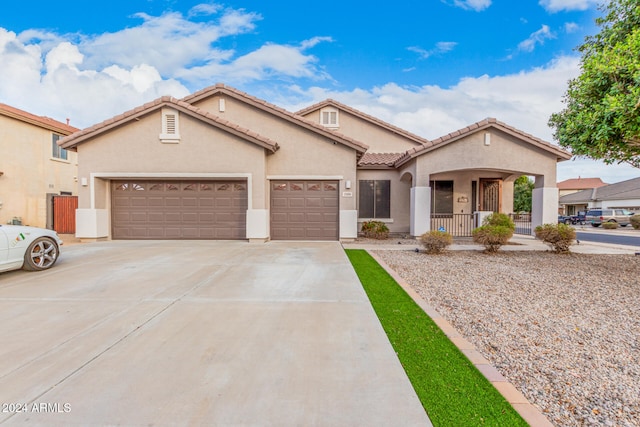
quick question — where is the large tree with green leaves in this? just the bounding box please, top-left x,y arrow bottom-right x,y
548,0 -> 640,168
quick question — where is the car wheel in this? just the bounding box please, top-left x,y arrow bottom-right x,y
564,219 -> 571,225
23,237 -> 59,271
591,223 -> 600,227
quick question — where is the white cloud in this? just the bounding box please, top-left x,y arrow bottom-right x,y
0,7 -> 332,128
564,22 -> 580,33
518,25 -> 556,52
446,0 -> 492,12
539,0 -> 599,13
408,41 -> 458,59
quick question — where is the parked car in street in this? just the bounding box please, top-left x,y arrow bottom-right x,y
558,211 -> 587,225
585,208 -> 634,227
0,225 -> 63,272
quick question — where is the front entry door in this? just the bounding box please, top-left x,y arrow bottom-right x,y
480,179 -> 502,212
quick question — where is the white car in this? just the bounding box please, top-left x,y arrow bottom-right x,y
0,225 -> 63,272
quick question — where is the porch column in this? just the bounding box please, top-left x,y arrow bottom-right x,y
531,187 -> 559,235
410,186 -> 431,237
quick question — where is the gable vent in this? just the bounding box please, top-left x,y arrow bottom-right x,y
160,108 -> 181,143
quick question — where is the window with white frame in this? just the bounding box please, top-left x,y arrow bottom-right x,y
160,108 -> 181,143
320,107 -> 339,128
52,134 -> 68,160
358,180 -> 390,218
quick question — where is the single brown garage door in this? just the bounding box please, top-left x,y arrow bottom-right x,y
270,180 -> 339,241
111,180 -> 247,239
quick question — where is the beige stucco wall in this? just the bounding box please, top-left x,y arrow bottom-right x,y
75,110 -> 268,211
300,109 -> 422,153
356,169 -> 411,233
0,115 -> 77,227
191,96 -> 359,211
414,129 -> 558,187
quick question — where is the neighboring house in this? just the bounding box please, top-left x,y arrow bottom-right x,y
0,103 -> 79,229
557,177 -> 608,214
59,83 -> 571,242
559,176 -> 640,214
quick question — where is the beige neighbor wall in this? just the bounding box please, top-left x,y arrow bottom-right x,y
356,169 -> 411,234
192,96 -> 359,212
75,110 -> 268,214
300,109 -> 422,153
0,115 -> 77,227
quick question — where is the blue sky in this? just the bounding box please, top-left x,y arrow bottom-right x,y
1,0 -> 637,182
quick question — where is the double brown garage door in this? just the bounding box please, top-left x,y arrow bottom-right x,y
111,180 -> 247,239
111,179 -> 339,240
270,180 -> 339,241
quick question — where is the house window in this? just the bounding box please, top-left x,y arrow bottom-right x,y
160,108 -> 181,143
359,180 -> 390,218
320,107 -> 339,128
52,134 -> 68,160
430,180 -> 454,214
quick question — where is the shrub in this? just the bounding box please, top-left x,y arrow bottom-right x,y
360,220 -> 389,239
472,213 -> 515,253
602,221 -> 619,229
534,223 -> 576,253
420,230 -> 453,254
631,214 -> 640,230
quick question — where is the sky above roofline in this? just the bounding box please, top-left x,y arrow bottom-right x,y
0,0 -> 637,182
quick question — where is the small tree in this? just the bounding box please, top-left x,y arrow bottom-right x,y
420,230 -> 453,254
631,214 -> 640,230
534,223 -> 576,254
513,176 -> 534,213
472,213 -> 515,253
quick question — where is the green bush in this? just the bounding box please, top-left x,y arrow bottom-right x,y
472,213 -> 515,253
534,223 -> 576,253
631,214 -> 640,230
420,230 -> 453,254
360,220 -> 389,239
602,221 -> 619,229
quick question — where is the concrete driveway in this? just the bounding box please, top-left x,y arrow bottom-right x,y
0,241 -> 430,426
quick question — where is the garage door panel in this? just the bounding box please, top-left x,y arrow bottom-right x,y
111,180 -> 246,240
270,180 -> 339,241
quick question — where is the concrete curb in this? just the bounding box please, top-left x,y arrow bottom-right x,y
366,250 -> 554,427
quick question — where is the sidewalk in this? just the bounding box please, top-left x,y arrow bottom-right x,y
343,234 -> 640,255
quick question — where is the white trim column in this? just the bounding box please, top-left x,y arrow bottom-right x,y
532,187 -> 559,234
246,209 -> 269,242
410,186 -> 431,237
340,210 -> 358,241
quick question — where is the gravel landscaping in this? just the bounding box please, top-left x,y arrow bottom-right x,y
373,249 -> 640,427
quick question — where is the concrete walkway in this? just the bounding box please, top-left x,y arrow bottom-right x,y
0,241 -> 431,426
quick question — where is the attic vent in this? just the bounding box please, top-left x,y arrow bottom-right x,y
160,108 -> 181,143
165,114 -> 176,134
320,107 -> 339,128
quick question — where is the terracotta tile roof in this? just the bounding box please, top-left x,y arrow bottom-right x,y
59,96 -> 279,153
183,84 -> 369,154
560,176 -> 640,203
557,177 -> 607,190
297,99 -> 430,147
358,152 -> 405,167
395,117 -> 572,167
0,102 -> 79,134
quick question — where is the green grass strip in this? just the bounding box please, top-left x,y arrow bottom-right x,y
345,249 -> 528,427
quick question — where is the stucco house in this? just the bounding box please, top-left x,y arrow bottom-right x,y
559,176 -> 640,214
0,103 -> 79,228
557,177 -> 608,214
59,83 -> 571,242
